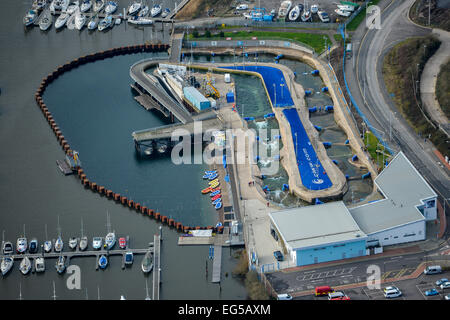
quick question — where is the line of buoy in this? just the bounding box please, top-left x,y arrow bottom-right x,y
35,44 -> 224,235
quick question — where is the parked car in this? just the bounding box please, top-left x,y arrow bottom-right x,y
436,278 -> 449,286
383,286 -> 400,293
445,294 -> 450,300
277,293 -> 292,300
273,250 -> 284,261
425,288 -> 439,296
440,282 -> 450,290
330,295 -> 350,300
424,265 -> 442,275
384,288 -> 402,298
328,291 -> 346,300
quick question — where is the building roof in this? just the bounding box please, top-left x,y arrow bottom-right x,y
269,202 -> 367,250
349,152 -> 435,235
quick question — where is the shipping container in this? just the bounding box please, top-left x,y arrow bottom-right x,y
183,86 -> 210,111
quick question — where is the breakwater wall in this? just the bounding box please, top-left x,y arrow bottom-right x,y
34,43 -> 224,234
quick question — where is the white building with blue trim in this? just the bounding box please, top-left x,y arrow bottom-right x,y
268,152 -> 438,267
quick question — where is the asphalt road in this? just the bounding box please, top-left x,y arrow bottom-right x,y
346,0 -> 450,221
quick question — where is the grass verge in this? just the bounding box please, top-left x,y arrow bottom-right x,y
382,36 -> 449,156
187,30 -> 330,53
436,59 -> 450,119
346,0 -> 381,31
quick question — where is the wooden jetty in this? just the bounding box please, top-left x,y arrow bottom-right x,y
152,234 -> 161,300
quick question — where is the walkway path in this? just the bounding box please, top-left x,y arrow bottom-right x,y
420,28 -> 450,137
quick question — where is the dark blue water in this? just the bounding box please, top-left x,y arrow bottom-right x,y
43,52 -> 217,227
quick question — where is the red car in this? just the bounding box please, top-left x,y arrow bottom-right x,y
119,237 -> 127,249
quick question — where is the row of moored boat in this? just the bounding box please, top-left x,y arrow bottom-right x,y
24,0 -> 173,31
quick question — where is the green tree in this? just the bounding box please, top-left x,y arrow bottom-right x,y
192,30 -> 199,38
205,30 -> 211,38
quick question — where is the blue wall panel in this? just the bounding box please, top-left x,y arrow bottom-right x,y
296,240 -> 366,266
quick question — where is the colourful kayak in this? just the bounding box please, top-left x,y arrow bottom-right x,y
209,181 -> 219,189
212,198 -> 222,205
210,190 -> 221,197
211,194 -> 222,201
208,173 -> 218,180
215,201 -> 222,210
205,170 -> 217,174
208,179 -> 219,186
201,187 -> 212,194
210,187 -> 221,192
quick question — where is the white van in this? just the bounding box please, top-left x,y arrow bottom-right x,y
384,289 -> 402,298
424,265 -> 442,275
277,293 -> 293,300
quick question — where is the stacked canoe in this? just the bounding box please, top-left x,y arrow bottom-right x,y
201,170 -> 223,210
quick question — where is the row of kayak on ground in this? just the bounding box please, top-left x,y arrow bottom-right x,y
201,170 -> 223,210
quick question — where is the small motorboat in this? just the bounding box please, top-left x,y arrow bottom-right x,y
93,0 -> 105,12
23,10 -> 38,26
50,0 -> 70,13
119,237 -> 127,249
128,1 -> 141,15
44,240 -> 52,253
2,241 -> 13,255
105,232 -> 116,250
55,12 -> 70,29
138,5 -> 149,17
20,257 -> 32,275
35,257 -> 45,273
16,237 -> 27,254
80,0 -> 92,12
98,255 -> 108,269
144,146 -> 153,155
92,237 -> 102,250
161,8 -> 170,18
68,237 -> 78,250
79,236 -> 88,251
215,201 -> 222,210
55,255 -> 66,274
141,250 -> 153,273
335,8 -> 351,17
310,4 -> 318,14
124,252 -> 133,265
156,141 -> 168,154
32,0 -> 47,11
29,239 -> 38,254
301,7 -> 311,21
87,15 -> 98,29
54,237 -> 63,252
210,190 -> 221,197
66,12 -> 77,29
211,194 -> 221,201
115,17 -> 121,25
1,257 -> 13,276
74,13 -> 86,30
150,4 -> 161,17
98,15 -> 113,31
104,1 -> 117,14
39,8 -> 53,31
65,1 -> 79,15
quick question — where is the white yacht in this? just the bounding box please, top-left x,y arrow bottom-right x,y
141,250 -> 153,273
104,1 -> 118,14
68,237 -> 78,249
301,2 -> 311,22
92,237 -> 102,249
98,15 -> 113,31
35,257 -> 45,273
55,12 -> 70,29
317,10 -> 329,22
54,236 -> 63,252
1,257 -> 14,276
44,240 -> 52,253
66,12 -> 77,29
161,8 -> 170,18
2,241 -> 13,255
39,9 -> 53,31
150,4 -> 161,17
32,0 -> 48,11
278,1 -> 292,18
310,3 -> 318,14
80,0 -> 92,12
87,15 -> 98,29
23,10 -> 38,26
75,13 -> 86,30
50,0 -> 69,13
128,1 -> 141,15
93,0 -> 105,12
79,236 -> 88,250
55,255 -> 66,274
19,257 -> 31,275
16,237 -> 27,253
104,231 -> 116,250
138,5 -> 149,17
287,5 -> 300,21
65,1 -> 80,14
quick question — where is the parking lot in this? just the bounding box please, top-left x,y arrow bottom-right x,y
294,270 -> 450,300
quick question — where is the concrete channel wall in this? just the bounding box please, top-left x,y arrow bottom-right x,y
34,44 -> 224,234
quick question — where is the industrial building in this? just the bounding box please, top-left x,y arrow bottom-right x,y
269,152 -> 438,267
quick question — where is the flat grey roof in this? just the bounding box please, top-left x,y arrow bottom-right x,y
349,152 -> 435,234
269,202 -> 367,250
